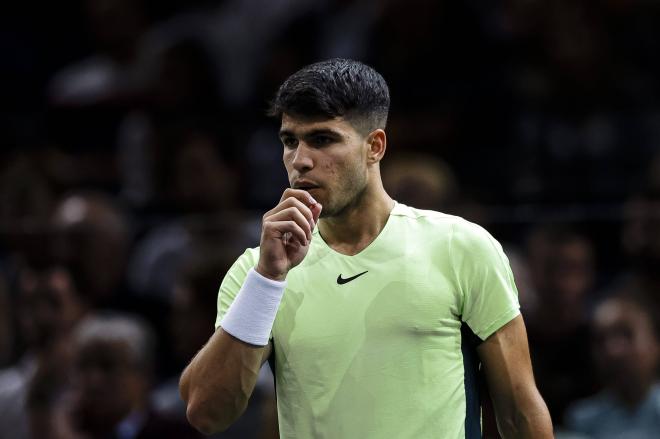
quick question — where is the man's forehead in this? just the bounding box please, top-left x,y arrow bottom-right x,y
279,114 -> 353,136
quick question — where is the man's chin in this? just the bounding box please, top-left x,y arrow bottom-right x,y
317,203 -> 336,219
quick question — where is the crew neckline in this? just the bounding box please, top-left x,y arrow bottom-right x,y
313,201 -> 400,258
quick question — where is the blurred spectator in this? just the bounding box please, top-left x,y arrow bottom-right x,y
564,293 -> 660,438
48,313 -> 201,439
621,184 -> 660,306
51,191 -> 131,308
4,1 -> 660,437
116,36 -> 234,210
382,152 -> 460,212
0,153 -> 54,231
203,0 -> 317,109
48,0 -> 151,106
152,253 -> 278,438
0,153 -> 55,269
524,224 -> 598,424
125,121 -> 248,302
163,126 -> 238,213
0,265 -> 88,439
45,0 -> 157,196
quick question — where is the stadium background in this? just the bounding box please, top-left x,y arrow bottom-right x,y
1,0 -> 659,438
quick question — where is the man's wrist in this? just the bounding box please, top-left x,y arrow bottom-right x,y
220,268 -> 287,346
255,264 -> 287,282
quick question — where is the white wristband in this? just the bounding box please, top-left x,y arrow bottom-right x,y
220,268 -> 286,346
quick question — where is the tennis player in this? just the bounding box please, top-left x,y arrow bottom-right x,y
180,58 -> 553,438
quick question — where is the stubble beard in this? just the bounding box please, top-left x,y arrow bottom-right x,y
319,173 -> 369,219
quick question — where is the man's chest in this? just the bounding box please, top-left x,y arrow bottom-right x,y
271,255 -> 463,372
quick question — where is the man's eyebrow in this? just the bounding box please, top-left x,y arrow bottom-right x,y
278,128 -> 342,138
305,129 -> 342,138
279,129 -> 294,138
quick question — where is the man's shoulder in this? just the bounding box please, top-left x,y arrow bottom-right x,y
391,202 -> 471,229
392,203 -> 490,242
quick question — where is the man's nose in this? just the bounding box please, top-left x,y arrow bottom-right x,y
292,142 -> 314,172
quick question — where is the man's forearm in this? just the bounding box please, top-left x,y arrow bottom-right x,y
497,394 -> 554,439
179,329 -> 268,434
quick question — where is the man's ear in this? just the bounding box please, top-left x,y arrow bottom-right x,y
366,129 -> 387,164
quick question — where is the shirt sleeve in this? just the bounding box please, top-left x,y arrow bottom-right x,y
449,220 -> 520,340
215,247 -> 259,330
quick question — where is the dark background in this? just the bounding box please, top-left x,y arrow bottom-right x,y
1,1 -> 660,438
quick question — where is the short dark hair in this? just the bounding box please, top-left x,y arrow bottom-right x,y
268,58 -> 390,135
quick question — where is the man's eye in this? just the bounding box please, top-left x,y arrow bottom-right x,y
282,137 -> 298,148
312,136 -> 333,146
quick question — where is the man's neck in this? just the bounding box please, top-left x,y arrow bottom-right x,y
318,185 -> 394,256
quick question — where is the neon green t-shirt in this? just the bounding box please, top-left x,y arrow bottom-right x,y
216,202 -> 520,439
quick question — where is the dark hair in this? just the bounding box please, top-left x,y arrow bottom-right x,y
268,58 -> 390,135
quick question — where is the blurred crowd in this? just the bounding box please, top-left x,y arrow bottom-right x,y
2,0 -> 660,438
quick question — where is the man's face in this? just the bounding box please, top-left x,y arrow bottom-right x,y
18,268 -> 84,348
280,114 -> 370,218
544,240 -> 594,306
71,339 -> 145,433
591,299 -> 659,389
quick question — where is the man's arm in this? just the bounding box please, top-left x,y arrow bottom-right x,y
181,189 -> 320,435
477,315 -> 554,438
179,330 -> 271,434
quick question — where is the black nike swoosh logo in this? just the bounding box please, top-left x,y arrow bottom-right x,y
337,271 -> 368,285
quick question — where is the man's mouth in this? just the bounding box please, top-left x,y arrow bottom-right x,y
293,180 -> 320,190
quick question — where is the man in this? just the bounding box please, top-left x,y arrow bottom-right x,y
53,314 -> 201,439
524,225 -> 598,424
0,265 -> 88,439
180,58 -> 553,438
565,293 -> 660,438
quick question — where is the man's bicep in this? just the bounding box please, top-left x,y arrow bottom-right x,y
476,314 -> 537,407
476,315 -> 554,437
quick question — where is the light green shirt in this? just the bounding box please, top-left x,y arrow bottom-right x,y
216,202 -> 520,438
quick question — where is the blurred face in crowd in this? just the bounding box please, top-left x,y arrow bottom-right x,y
52,194 -> 129,303
382,153 -> 458,212
622,195 -> 660,274
529,233 -> 594,309
18,267 -> 85,348
173,134 -> 236,212
544,239 -> 594,306
281,114 -> 383,218
591,298 -> 660,398
70,339 -> 148,434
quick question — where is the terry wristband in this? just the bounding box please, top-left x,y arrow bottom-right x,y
220,268 -> 286,346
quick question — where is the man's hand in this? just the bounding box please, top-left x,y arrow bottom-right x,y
256,189 -> 322,281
